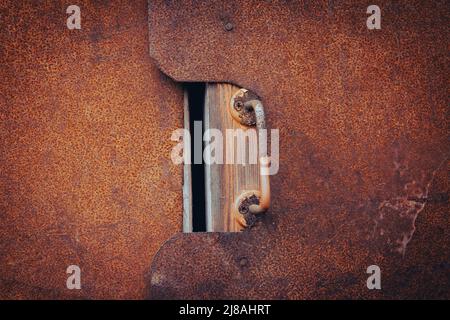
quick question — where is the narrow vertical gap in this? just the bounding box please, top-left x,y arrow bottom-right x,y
184,83 -> 206,232
182,91 -> 192,232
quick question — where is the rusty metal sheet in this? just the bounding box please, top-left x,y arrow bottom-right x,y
148,0 -> 449,299
0,0 -> 183,299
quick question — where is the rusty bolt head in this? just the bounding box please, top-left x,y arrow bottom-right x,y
235,192 -> 260,228
224,22 -> 234,31
238,194 -> 259,215
230,89 -> 259,127
234,100 -> 243,111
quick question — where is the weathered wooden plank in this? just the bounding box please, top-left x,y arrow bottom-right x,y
204,83 -> 260,232
183,91 -> 193,232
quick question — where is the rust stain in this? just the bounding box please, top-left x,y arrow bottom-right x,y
148,0 -> 449,299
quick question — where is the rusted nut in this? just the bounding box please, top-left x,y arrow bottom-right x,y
229,89 -> 260,127
234,190 -> 261,228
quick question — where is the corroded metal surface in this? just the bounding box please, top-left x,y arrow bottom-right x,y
148,0 -> 449,299
0,1 -> 183,299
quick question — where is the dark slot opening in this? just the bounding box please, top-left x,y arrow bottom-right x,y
185,83 -> 206,232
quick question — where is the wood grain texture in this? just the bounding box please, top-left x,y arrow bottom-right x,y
183,91 -> 193,232
204,84 -> 260,232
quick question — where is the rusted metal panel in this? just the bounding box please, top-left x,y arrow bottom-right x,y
0,1 -> 183,299
148,0 -> 449,298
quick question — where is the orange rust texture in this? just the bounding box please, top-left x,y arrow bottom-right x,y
148,1 -> 449,298
0,1 -> 183,299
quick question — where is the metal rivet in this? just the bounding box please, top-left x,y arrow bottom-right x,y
239,257 -> 248,267
224,22 -> 234,31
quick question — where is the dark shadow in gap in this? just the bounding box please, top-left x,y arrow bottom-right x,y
184,83 -> 206,232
